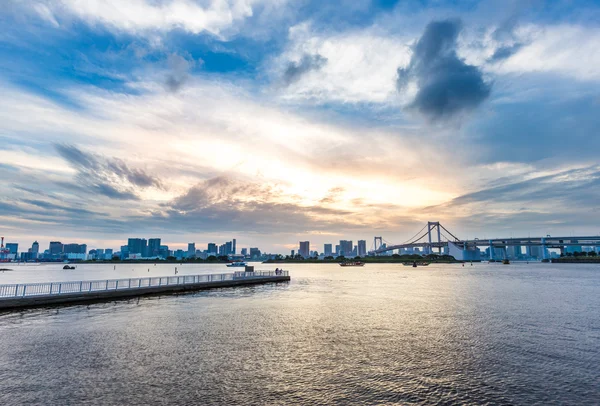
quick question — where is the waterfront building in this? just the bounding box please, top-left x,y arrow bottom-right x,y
148,238 -> 161,257
207,243 -> 217,254
188,243 -> 196,258
241,248 -> 248,256
339,240 -> 352,257
6,243 -> 18,255
105,248 -> 114,260
31,241 -> 39,258
49,241 -> 63,256
232,239 -> 236,255
324,244 -> 333,257
128,238 -> 147,257
357,240 -> 366,257
299,241 -> 310,258
249,247 -> 261,259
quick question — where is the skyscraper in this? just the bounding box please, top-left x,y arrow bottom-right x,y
358,240 -> 367,257
127,238 -> 147,257
207,243 -> 217,254
339,240 -> 352,257
148,238 -> 161,257
49,241 -> 63,255
299,241 -> 310,258
324,244 -> 333,257
232,239 -> 236,255
188,243 -> 196,258
31,241 -> 39,257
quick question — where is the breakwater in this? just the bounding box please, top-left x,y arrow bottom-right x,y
0,270 -> 290,310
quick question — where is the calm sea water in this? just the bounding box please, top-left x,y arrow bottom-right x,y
0,262 -> 599,405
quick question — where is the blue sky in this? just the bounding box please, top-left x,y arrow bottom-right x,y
1,0 -> 599,252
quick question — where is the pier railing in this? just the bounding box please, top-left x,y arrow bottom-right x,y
0,271 -> 288,299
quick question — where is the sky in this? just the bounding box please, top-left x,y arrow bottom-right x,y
1,0 -> 600,253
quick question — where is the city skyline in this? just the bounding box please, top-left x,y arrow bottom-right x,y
1,1 -> 599,252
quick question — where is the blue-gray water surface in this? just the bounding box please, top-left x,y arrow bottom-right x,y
0,262 -> 599,405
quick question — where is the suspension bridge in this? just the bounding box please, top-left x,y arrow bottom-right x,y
370,221 -> 600,261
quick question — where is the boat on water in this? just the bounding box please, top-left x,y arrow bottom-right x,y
502,259 -> 510,265
226,261 -> 247,268
339,261 -> 365,267
63,265 -> 75,270
403,262 -> 430,267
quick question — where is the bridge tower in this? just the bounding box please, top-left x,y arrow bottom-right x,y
426,222 -> 442,254
374,237 -> 383,253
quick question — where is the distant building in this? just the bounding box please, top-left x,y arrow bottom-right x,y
232,239 -> 236,255
49,241 -> 63,256
357,240 -> 367,257
241,248 -> 248,256
128,238 -> 147,257
299,241 -> 310,258
5,243 -> 18,255
174,249 -> 185,260
339,240 -> 352,257
249,247 -> 261,259
290,250 -> 295,257
148,238 -> 161,257
188,243 -> 196,258
63,243 -> 87,254
105,248 -> 114,260
324,244 -> 333,257
31,241 -> 39,257
207,243 -> 217,254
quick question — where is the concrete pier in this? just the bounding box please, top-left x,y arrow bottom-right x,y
0,271 -> 290,310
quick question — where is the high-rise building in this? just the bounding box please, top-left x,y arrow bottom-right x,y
148,238 -> 161,257
5,243 -> 18,254
249,248 -> 261,258
357,240 -> 367,257
232,239 -> 236,255
241,248 -> 248,256
105,248 -> 114,259
63,243 -> 87,254
127,238 -> 147,257
324,244 -> 333,257
49,241 -> 63,255
299,241 -> 310,258
188,243 -> 196,258
31,241 -> 39,257
339,240 -> 352,257
225,241 -> 233,255
207,243 -> 217,254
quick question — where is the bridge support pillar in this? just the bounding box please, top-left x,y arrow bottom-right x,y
541,238 -> 547,260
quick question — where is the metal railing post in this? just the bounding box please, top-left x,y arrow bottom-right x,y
14,284 -> 18,297
50,283 -> 53,295
58,283 -> 62,294
79,281 -> 83,293
105,280 -> 109,291
116,280 -> 119,289
22,285 -> 26,297
129,279 -> 131,288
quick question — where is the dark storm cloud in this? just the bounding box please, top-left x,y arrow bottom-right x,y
55,143 -> 162,200
282,53 -> 328,86
397,19 -> 491,120
488,43 -> 523,62
165,54 -> 197,93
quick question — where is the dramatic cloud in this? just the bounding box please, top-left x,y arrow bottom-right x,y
55,144 -> 163,200
488,43 -> 523,62
281,53 -> 328,86
165,54 -> 198,93
397,19 -> 491,120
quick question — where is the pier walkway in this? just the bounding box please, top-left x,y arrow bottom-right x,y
0,270 -> 290,310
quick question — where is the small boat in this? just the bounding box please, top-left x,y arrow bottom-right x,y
502,259 -> 510,265
226,261 -> 247,267
339,261 -> 365,267
63,265 -> 75,270
403,262 -> 429,267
